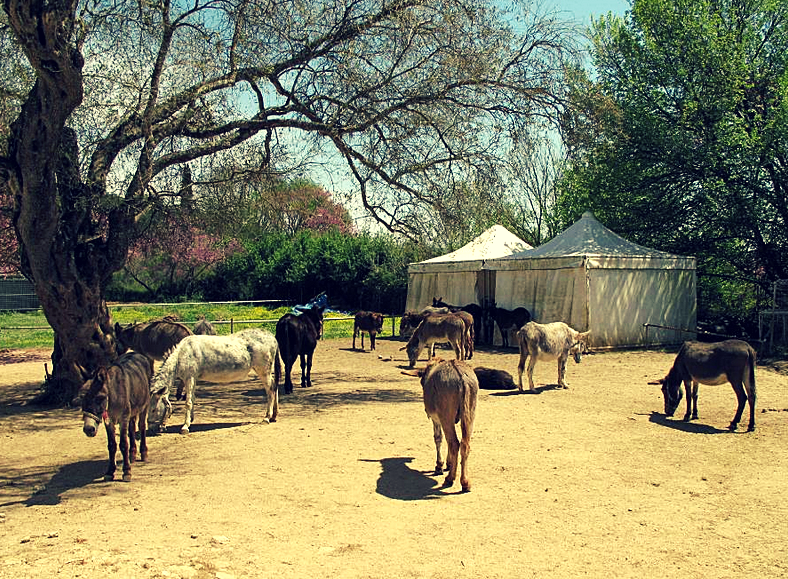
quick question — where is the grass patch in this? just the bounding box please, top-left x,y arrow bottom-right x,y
0,305 -> 400,351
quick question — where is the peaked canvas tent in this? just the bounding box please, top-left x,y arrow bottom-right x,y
485,212 -> 697,348
405,225 -> 532,312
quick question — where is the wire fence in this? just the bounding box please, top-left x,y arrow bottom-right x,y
759,280 -> 788,354
0,300 -> 404,348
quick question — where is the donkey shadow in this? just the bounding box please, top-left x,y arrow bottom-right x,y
0,459 -> 108,508
648,412 -> 728,434
489,384 -> 562,397
360,457 -> 464,501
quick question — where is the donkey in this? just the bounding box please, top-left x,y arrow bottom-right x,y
432,298 -> 483,346
193,316 -> 217,335
403,358 -> 479,492
650,339 -> 757,432
276,305 -> 325,394
115,319 -> 193,359
516,321 -> 591,392
353,311 -> 385,351
77,352 -> 153,482
490,305 -> 531,348
149,329 -> 281,434
399,314 -> 466,368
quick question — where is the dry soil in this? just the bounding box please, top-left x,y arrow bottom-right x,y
1,338 -> 787,579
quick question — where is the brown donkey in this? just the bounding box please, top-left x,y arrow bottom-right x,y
78,352 -> 153,482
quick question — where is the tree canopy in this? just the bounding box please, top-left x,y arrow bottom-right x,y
0,0 -> 578,400
558,0 -> 788,300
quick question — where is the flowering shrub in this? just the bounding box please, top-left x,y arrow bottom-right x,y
115,213 -> 244,300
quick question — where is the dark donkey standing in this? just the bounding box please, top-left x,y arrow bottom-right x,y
490,304 -> 531,348
77,352 -> 153,482
276,305 -> 325,394
432,298 -> 483,346
652,339 -> 757,432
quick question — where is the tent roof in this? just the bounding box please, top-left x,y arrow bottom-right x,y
418,224 -> 532,264
501,211 -> 688,260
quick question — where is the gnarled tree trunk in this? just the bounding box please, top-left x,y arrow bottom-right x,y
5,0 -> 124,403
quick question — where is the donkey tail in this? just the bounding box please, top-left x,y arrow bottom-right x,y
747,346 -> 757,402
274,345 -> 282,389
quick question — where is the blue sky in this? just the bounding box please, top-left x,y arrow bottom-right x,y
551,0 -> 631,24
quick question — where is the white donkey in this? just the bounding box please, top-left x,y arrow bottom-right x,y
149,328 -> 281,434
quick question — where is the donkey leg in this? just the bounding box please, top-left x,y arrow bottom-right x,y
432,419 -> 444,474
181,378 -> 196,434
138,413 -> 148,461
119,422 -> 133,482
128,416 -> 138,462
283,359 -> 295,394
302,353 -> 314,388
104,422 -> 117,481
459,422 -> 473,492
439,416 -> 460,488
527,357 -> 538,391
558,356 -> 569,389
729,381 -> 748,431
257,363 -> 278,423
517,351 -> 527,392
745,380 -> 756,432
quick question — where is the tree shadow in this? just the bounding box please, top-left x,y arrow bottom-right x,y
648,412 -> 728,434
359,457 -> 464,501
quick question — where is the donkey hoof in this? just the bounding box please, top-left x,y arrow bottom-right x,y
104,473 -> 114,481
122,473 -> 132,482
180,427 -> 190,435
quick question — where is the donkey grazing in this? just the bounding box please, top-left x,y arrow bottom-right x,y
516,321 -> 591,392
400,314 -> 466,368
432,298 -> 483,346
149,329 -> 281,434
403,358 -> 478,492
77,352 -> 153,482
651,339 -> 757,432
353,311 -> 385,351
276,305 -> 325,394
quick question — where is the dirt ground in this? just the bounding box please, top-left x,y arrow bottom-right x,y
1,337 -> 787,579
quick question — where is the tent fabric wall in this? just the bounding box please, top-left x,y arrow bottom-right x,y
405,269 -> 480,312
405,225 -> 531,312
485,212 -> 697,348
405,213 -> 696,348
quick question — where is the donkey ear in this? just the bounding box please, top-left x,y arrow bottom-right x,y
401,369 -> 423,378
71,382 -> 91,406
647,378 -> 665,386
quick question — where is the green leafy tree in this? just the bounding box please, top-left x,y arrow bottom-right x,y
0,0 -> 578,401
557,0 -> 788,322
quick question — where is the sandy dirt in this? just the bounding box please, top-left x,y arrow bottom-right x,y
1,337 -> 787,579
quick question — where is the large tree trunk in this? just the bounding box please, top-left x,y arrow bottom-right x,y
5,0 -> 122,404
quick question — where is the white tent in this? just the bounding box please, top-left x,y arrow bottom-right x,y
486,211 -> 697,348
405,225 -> 532,312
